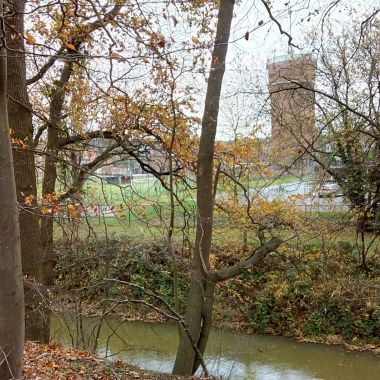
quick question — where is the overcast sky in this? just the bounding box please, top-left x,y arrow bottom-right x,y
213,0 -> 379,140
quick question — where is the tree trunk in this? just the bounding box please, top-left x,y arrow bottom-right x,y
5,0 -> 50,343
172,0 -> 235,375
38,5 -> 122,285
0,2 -> 25,376
41,61 -> 74,285
40,142 -> 59,286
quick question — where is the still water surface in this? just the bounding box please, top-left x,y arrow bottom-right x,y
51,315 -> 380,380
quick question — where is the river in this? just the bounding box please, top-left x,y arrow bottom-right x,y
50,315 -> 380,380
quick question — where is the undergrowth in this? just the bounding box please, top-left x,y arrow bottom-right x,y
54,236 -> 380,342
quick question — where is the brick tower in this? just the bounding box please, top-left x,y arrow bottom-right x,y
267,54 -> 316,171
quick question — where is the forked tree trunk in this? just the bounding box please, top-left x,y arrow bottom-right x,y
172,0 -> 235,375
0,2 -> 25,376
5,0 -> 49,343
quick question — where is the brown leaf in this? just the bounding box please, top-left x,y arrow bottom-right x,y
171,15 -> 178,27
192,36 -> 200,44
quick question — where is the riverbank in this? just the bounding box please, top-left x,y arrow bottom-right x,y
51,290 -> 380,357
53,236 -> 380,356
23,341 -> 215,379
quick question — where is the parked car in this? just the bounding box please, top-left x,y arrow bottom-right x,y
318,181 -> 342,197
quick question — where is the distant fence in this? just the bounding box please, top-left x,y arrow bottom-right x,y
130,174 -> 156,184
293,202 -> 350,213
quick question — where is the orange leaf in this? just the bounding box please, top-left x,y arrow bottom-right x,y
25,32 -> 36,45
65,42 -> 76,51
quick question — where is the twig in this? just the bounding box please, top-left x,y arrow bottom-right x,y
260,0 -> 299,48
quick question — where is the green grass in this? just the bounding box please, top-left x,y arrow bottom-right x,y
42,174 -> 308,212
81,176 -> 196,207
56,173 -> 345,248
309,210 -> 351,221
81,174 -> 309,205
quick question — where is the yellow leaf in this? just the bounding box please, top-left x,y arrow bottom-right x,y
24,195 -> 35,206
66,43 -> 76,51
26,32 -> 36,45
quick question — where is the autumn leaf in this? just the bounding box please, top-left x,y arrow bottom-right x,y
40,207 -> 50,215
25,32 -> 36,45
156,34 -> 166,48
24,195 -> 35,206
65,42 -> 76,50
109,52 -> 124,60
12,137 -> 29,149
171,15 -> 178,27
67,204 -> 80,218
191,36 -> 200,44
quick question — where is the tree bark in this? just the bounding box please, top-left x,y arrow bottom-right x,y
0,1 -> 25,376
172,0 -> 235,375
5,0 -> 50,343
41,60 -> 74,285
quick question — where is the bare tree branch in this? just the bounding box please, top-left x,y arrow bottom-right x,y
208,237 -> 283,282
26,45 -> 66,85
260,0 -> 299,48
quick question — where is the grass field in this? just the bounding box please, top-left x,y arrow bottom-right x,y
80,174 -> 312,206
55,172 -> 371,252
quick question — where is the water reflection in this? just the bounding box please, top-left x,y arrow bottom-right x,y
51,315 -> 380,380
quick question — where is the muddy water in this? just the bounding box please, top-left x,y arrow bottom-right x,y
51,315 -> 380,380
